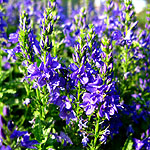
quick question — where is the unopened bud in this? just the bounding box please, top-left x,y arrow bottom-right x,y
7,120 -> 15,131
0,115 -> 6,127
3,106 -> 10,117
0,127 -> 6,139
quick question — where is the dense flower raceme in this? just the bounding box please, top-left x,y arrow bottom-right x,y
26,48 -> 122,146
23,15 -> 122,146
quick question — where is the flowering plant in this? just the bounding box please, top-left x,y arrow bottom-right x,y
0,0 -> 150,149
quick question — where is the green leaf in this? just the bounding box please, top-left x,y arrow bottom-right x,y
3,89 -> 16,94
122,134 -> 133,150
0,93 -> 3,98
89,24 -> 94,29
0,102 -> 4,115
0,68 -> 13,83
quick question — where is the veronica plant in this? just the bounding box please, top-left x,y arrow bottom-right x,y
2,0 -> 150,150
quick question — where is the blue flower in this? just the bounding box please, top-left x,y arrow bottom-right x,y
9,32 -> 19,44
70,65 -> 89,85
59,131 -> 73,146
45,53 -> 61,71
0,128 -> 6,139
134,138 -> 144,150
10,130 -> 28,139
51,131 -> 73,146
59,97 -> 77,124
99,129 -> 110,144
81,136 -> 89,147
3,106 -> 9,117
78,117 -> 88,130
80,93 -> 98,115
112,30 -> 122,41
37,75 -> 48,87
21,134 -> 39,149
7,120 -> 14,131
0,115 -> 6,127
0,145 -> 12,150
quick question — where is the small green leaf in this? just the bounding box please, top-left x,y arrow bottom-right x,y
122,134 -> 133,150
0,93 -> 3,98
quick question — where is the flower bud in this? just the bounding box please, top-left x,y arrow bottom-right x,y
3,106 -> 10,117
0,127 -> 6,139
0,115 -> 6,127
103,63 -> 107,74
47,23 -> 53,34
7,120 -> 15,131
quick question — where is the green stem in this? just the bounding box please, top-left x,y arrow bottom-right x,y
125,45 -> 128,72
93,112 -> 100,149
36,88 -> 40,100
44,51 -> 47,64
107,14 -> 109,29
24,83 -> 30,96
18,106 -> 29,127
0,49 -> 2,73
52,37 -> 56,57
76,81 -> 81,120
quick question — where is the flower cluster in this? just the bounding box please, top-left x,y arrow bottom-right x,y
1,0 -> 150,149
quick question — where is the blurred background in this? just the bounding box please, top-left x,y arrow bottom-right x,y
61,0 -> 150,28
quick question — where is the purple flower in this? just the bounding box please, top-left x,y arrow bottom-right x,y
0,115 -> 6,127
70,65 -> 89,85
0,128 -> 6,139
3,106 -> 9,116
81,136 -> 89,147
112,30 -> 122,41
28,31 -> 41,55
51,131 -> 73,146
99,95 -> 119,120
27,62 -> 42,78
59,131 -> 73,146
9,32 -> 19,43
0,17 -> 7,32
45,53 -> 61,71
85,75 -> 103,93
10,130 -> 28,139
127,124 -> 134,135
78,117 -> 88,130
21,134 -> 39,149
37,75 -> 48,87
3,62 -> 11,70
80,93 -> 98,115
23,98 -> 31,105
7,120 -> 14,131
124,72 -> 131,80
58,98 -> 77,124
0,145 -> 12,150
59,107 -> 76,125
99,129 -> 110,144
134,138 -> 144,150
